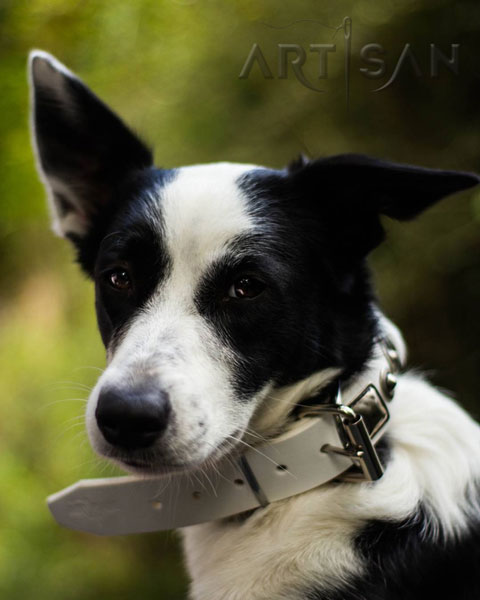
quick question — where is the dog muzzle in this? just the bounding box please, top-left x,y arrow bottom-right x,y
47,316 -> 406,535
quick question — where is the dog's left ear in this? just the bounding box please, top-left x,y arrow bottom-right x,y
28,50 -> 153,243
287,154 -> 479,257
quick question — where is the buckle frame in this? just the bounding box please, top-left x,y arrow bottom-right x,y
298,385 -> 389,482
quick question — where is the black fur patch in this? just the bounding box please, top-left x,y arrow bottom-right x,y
232,167 -> 380,394
221,157 -> 480,399
304,500 -> 480,600
92,168 -> 176,347
77,167 -> 175,275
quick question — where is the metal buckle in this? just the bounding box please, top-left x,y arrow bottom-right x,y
298,385 -> 388,482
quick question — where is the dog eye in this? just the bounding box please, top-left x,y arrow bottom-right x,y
228,276 -> 265,299
107,269 -> 132,291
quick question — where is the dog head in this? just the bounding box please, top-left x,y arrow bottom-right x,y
29,51 -> 479,474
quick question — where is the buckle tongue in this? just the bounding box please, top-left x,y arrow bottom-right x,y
327,409 -> 384,481
298,384 -> 389,482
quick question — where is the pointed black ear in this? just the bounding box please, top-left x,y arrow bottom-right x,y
296,154 -> 479,220
28,50 -> 152,240
287,153 -> 479,258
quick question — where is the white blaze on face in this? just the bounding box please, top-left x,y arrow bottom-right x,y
162,162 -> 257,282
87,162 -> 265,467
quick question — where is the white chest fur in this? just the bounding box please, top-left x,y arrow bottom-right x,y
181,373 -> 480,600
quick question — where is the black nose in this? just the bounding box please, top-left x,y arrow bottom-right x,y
95,386 -> 171,450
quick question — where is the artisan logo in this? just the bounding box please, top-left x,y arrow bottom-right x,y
239,17 -> 459,105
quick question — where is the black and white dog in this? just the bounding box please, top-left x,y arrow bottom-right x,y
29,51 -> 480,600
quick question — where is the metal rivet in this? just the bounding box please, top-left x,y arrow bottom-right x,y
276,464 -> 288,473
382,371 -> 397,398
234,478 -> 244,486
151,501 -> 163,510
192,491 -> 201,499
387,348 -> 398,363
386,348 -> 402,371
386,372 -> 397,390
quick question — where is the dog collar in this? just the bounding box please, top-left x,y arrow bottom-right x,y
47,319 -> 406,536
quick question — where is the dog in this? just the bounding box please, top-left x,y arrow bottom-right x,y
29,50 -> 480,600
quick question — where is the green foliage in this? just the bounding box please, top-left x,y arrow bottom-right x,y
0,1 -> 479,598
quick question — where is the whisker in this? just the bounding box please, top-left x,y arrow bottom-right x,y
41,397 -> 88,410
47,382 -> 94,393
225,434 -> 284,469
73,366 -> 105,374
52,421 -> 86,444
200,465 -> 217,496
243,427 -> 270,443
60,414 -> 86,425
191,470 -> 210,494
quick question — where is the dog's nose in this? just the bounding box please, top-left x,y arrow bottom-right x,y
95,386 -> 171,450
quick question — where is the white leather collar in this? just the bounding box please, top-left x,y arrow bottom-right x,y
47,317 -> 406,536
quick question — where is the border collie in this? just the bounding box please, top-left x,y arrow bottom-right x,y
29,50 -> 480,600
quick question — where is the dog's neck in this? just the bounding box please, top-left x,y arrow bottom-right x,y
249,310 -> 407,444
248,368 -> 340,442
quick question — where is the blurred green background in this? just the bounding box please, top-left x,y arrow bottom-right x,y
1,1 -> 479,598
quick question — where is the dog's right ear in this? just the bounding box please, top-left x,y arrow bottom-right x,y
28,50 -> 152,251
